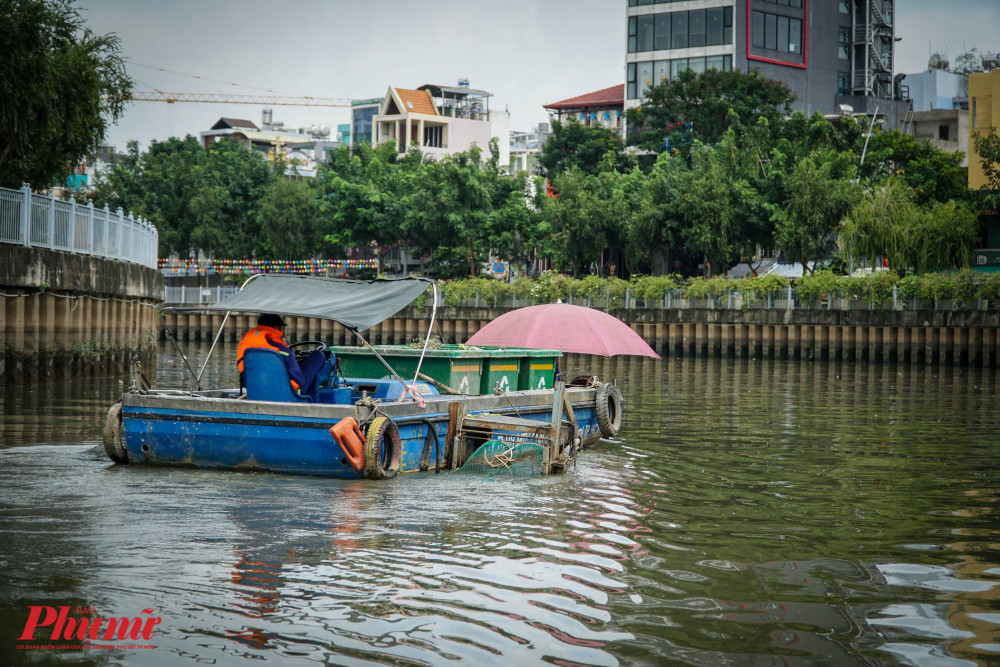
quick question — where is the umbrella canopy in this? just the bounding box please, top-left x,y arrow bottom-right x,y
465,303 -> 660,359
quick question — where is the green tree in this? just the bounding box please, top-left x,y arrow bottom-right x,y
843,177 -> 978,275
858,129 -> 968,205
316,141 -> 410,266
773,151 -> 861,273
539,167 -> 625,276
0,0 -> 132,188
91,136 -> 274,258
538,119 -> 629,176
258,177 -> 321,260
626,68 -> 795,153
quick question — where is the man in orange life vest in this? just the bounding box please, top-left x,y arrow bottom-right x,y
237,314 -> 325,396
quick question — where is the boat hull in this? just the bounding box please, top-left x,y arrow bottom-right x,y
116,387 -> 604,479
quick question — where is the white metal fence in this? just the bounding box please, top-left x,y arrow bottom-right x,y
163,285 -> 238,305
0,184 -> 157,269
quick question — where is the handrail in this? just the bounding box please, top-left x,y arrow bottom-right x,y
0,184 -> 157,269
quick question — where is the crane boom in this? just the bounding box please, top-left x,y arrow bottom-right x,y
129,91 -> 354,107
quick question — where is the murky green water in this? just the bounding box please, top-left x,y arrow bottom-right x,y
1,342 -> 998,666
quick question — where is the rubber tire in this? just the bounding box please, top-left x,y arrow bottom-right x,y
364,416 -> 401,480
102,401 -> 129,464
595,383 -> 624,438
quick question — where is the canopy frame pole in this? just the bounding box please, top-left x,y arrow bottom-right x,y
199,273 -> 267,389
159,312 -> 201,391
408,282 -> 439,398
351,328 -> 417,396
197,311 -> 231,386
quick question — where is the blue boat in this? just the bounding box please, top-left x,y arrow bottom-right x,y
103,275 -> 625,479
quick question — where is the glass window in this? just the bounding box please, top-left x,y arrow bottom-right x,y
751,11 -> 764,48
671,58 -> 688,79
654,60 -> 670,85
706,55 -> 725,71
723,55 -> 732,71
838,27 -> 849,59
628,16 -> 637,53
627,63 -> 637,99
707,8 -> 724,46
777,0 -> 789,5
939,125 -> 950,141
724,6 -> 733,44
789,18 -> 801,53
654,13 -> 671,50
689,9 -> 705,48
637,15 -> 654,52
790,0 -> 802,6
777,15 -> 789,52
637,61 -> 654,98
837,72 -> 849,95
689,57 -> 706,75
839,0 -> 849,13
672,10 -> 688,49
765,13 -> 777,50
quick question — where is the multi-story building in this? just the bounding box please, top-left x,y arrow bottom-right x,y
897,58 -> 970,166
509,123 -> 552,174
350,98 -> 383,145
625,0 -> 908,126
373,80 -> 510,165
543,85 -> 625,131
969,67 -> 1000,191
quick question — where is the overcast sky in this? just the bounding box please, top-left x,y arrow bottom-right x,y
79,0 -> 1000,152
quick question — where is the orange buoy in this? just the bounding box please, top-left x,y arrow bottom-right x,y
330,417 -> 365,471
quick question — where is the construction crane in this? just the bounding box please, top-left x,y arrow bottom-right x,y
129,91 -> 354,107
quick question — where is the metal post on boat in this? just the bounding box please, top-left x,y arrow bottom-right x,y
159,312 -> 201,390
197,311 -> 231,387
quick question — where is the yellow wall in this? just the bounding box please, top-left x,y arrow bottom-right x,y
968,69 -> 1000,190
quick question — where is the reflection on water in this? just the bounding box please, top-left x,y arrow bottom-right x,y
0,342 -> 998,666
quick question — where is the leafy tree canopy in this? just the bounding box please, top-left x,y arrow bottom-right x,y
626,68 -> 795,153
538,119 -> 630,176
0,0 -> 132,188
91,136 -> 276,258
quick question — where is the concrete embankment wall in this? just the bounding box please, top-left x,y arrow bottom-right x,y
161,305 -> 1000,368
1,245 -> 163,380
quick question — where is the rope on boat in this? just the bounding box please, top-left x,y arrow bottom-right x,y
483,441 -> 518,470
354,396 -> 383,427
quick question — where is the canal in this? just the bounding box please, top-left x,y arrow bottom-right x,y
1,341 -> 998,666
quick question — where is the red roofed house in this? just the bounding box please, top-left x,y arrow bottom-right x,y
543,84 -> 625,131
374,80 -> 509,164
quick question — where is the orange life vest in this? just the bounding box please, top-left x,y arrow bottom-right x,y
237,325 -> 300,391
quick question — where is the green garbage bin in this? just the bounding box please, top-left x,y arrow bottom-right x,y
480,349 -> 522,394
517,349 -> 561,390
329,345 -> 485,394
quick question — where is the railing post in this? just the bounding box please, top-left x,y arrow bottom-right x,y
86,201 -> 94,255
893,286 -> 898,310
117,207 -> 124,261
787,286 -> 792,310
20,183 -> 31,246
727,290 -> 733,309
625,288 -> 631,309
46,193 -> 55,249
103,204 -> 111,257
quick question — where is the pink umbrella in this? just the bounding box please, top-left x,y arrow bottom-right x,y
465,303 -> 660,359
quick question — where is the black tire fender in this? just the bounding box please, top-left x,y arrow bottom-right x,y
595,383 -> 624,438
364,416 -> 401,480
102,401 -> 129,464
